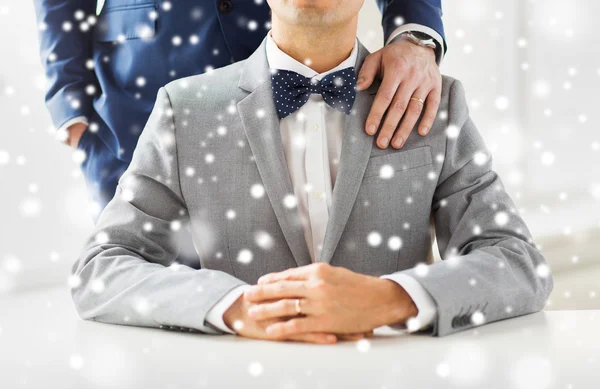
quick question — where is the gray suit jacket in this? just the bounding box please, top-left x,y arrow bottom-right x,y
71,36 -> 553,337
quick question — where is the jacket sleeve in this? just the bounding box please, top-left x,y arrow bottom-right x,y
32,0 -> 99,131
70,87 -> 248,334
393,79 -> 553,336
376,0 -> 447,53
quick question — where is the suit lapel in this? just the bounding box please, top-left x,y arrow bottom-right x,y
318,42 -> 379,264
237,37 -> 312,268
236,37 -> 378,267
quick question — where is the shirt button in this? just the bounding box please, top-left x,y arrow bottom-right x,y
218,0 -> 233,14
312,123 -> 319,131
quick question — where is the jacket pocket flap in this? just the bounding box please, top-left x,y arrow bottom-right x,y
363,146 -> 432,178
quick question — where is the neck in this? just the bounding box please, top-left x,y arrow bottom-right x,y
270,16 -> 358,74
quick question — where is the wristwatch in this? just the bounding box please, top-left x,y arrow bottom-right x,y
398,31 -> 438,51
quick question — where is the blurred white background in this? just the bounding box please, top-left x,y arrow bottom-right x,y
0,0 -> 598,310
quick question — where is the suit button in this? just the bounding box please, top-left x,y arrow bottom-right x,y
218,0 -> 232,13
460,315 -> 470,326
451,317 -> 460,328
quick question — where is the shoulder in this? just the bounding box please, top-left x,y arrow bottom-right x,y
162,60 -> 248,108
424,75 -> 470,140
440,75 -> 469,124
439,74 -> 464,108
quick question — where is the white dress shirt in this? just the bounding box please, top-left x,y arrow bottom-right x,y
204,31 -> 437,334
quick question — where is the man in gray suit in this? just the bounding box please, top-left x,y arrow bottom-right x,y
71,0 -> 553,343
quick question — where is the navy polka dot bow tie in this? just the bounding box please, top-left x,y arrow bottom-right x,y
270,67 -> 357,119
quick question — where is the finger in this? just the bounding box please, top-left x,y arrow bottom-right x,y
285,333 -> 337,344
257,262 -> 328,284
365,71 -> 402,137
336,329 -> 375,342
390,87 -> 427,149
356,51 -> 381,91
248,298 -> 311,320
336,333 -> 366,341
244,280 -> 310,302
266,317 -> 322,337
257,269 -> 308,285
418,85 -> 441,136
376,80 -> 418,149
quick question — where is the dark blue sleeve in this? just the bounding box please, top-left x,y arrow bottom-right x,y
33,0 -> 99,129
377,0 -> 447,53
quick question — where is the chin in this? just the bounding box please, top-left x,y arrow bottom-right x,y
287,0 -> 338,10
279,3 -> 341,26
272,0 -> 353,27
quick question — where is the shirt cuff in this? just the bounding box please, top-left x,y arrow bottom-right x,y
386,24 -> 446,65
204,284 -> 252,334
54,116 -> 89,143
380,273 -> 437,333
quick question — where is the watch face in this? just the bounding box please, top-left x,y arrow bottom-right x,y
411,31 -> 433,41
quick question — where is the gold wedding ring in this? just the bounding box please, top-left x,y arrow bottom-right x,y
295,298 -> 302,315
410,96 -> 425,104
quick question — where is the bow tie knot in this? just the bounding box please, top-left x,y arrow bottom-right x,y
270,67 -> 357,119
308,77 -> 322,92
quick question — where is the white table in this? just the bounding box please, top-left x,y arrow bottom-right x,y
0,286 -> 598,389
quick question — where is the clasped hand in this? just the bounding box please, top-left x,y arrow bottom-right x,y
223,263 -> 417,344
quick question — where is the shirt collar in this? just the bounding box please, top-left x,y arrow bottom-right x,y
265,30 -> 358,80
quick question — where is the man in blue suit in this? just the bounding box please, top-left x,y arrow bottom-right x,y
33,0 -> 446,266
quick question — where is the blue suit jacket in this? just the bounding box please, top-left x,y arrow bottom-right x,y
34,0 -> 445,162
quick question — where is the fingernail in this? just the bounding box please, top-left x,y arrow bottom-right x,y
393,137 -> 404,148
248,307 -> 257,316
355,78 -> 364,91
367,124 -> 376,135
266,326 -> 275,334
327,335 -> 337,342
380,137 -> 388,147
421,127 -> 429,135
